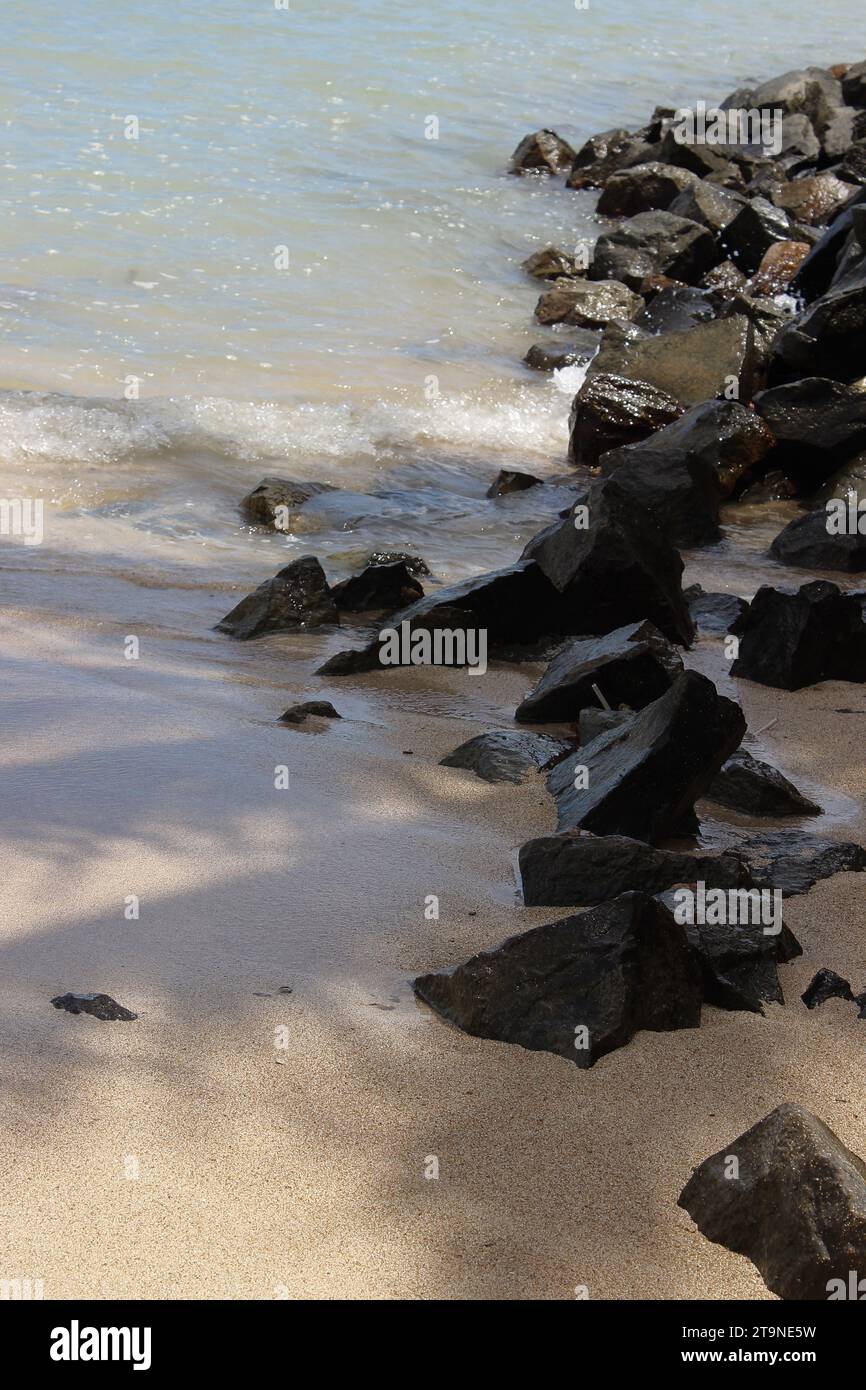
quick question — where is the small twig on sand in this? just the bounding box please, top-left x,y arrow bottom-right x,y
752,717 -> 779,736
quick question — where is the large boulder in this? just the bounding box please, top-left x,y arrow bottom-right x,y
770,506 -> 866,572
597,438 -> 723,548
567,372 -> 684,467
515,620 -> 682,723
534,278 -> 643,328
587,314 -> 761,408
216,556 -> 338,639
707,748 -> 822,816
602,400 -> 776,499
414,892 -> 702,1069
636,285 -> 716,335
751,67 -> 843,125
566,129 -> 653,189
547,670 -> 746,841
519,831 -> 751,907
522,477 -> 695,647
678,1103 -> 866,1300
590,210 -> 718,290
842,61 -> 866,107
718,197 -> 794,274
439,730 -> 569,785
668,180 -> 747,232
510,129 -> 575,175
754,378 -> 866,486
731,579 -> 866,689
596,162 -> 697,217
791,187 -> 866,301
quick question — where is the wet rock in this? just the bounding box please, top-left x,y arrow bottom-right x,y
770,506 -> 866,573
678,1102 -> 866,1300
667,180 -> 746,233
523,476 -> 695,647
598,437 -> 723,547
656,128 -> 743,182
521,246 -> 585,279
685,584 -> 750,634
710,288 -> 793,365
596,162 -> 697,217
440,730 -> 569,785
279,700 -> 341,724
754,378 -> 866,486
842,61 -> 866,107
332,560 -> 423,613
510,129 -> 575,175
588,314 -> 760,409
240,476 -> 335,527
802,968 -> 855,1009
736,828 -> 866,895
752,67 -> 843,125
701,259 -> 748,292
719,197 -> 793,274
568,372 -> 685,467
578,707 -> 632,742
524,333 -> 600,371
816,450 -> 866,505
773,173 -> 855,225
732,579 -> 866,689
591,210 -> 718,290
547,670 -> 745,842
216,556 -> 338,639
737,469 -> 798,503
515,620 -> 682,723
774,257 -> 866,382
791,188 -> 866,301
486,468 -> 543,498
519,831 -> 752,907
748,240 -> 811,296
566,128 -> 652,189
366,551 -> 430,577
414,892 -> 702,1069
51,993 -> 137,1021
707,749 -> 821,817
535,278 -> 643,328
839,140 -> 866,185
636,285 -> 716,334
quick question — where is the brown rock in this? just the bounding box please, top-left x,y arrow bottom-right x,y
748,240 -> 811,296
772,173 -> 855,226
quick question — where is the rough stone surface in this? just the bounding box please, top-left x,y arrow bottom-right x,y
519,831 -> 752,907
510,129 -> 575,175
486,469 -> 543,498
521,246 -> 585,279
685,584 -> 750,634
216,556 -> 338,639
279,701 -> 341,724
332,561 -> 423,613
591,210 -> 718,290
439,730 -> 570,784
735,829 -> 866,896
719,197 -> 794,274
51,993 -> 137,1021
535,278 -> 643,327
707,749 -> 822,817
748,240 -> 811,296
596,162 -> 697,217
770,507 -> 866,573
240,476 -> 334,526
515,621 -> 682,723
802,968 -> 856,1009
731,579 -> 866,689
568,372 -> 684,467
587,315 -> 760,407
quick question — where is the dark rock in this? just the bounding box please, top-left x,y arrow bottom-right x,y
440,730 -> 569,784
816,450 -> 866,505
521,246 -> 585,279
216,556 -> 338,639
535,279 -> 643,328
656,127 -> 744,182
678,1102 -> 866,1300
596,162 -> 697,217
578,707 -> 632,742
748,240 -> 811,296
636,285 -> 716,334
51,993 -> 137,1021
366,551 -> 430,577
791,188 -> 866,302
774,256 -> 866,382
240,476 -> 335,527
710,288 -> 794,365
524,333 -> 600,371
414,892 -> 702,1068
590,210 -> 718,290
819,105 -> 863,161
838,140 -> 866,185
486,469 -> 543,498
773,173 -> 855,226
777,112 -> 821,165
752,67 -> 843,125
707,749 -> 822,817
332,561 -> 423,613
668,180 -> 747,233
510,129 -> 575,175
547,670 -> 745,842
842,61 -> 866,107
519,831 -> 752,907
522,476 -> 695,647
588,315 -> 761,411
515,620 -> 682,723
732,579 -> 866,689
737,469 -> 798,503
802,968 -> 855,1009
719,197 -> 793,274
566,129 -> 652,189
685,584 -> 750,634
770,506 -> 866,573
736,828 -> 866,895
754,378 -> 866,486
567,372 -> 684,468
701,259 -> 748,292
279,701 -> 341,724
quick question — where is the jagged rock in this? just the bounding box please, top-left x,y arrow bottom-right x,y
791,188 -> 866,301
522,477 -> 695,647
735,828 -> 866,895
440,730 -> 569,784
598,438 -> 722,547
731,579 -> 866,689
567,372 -> 684,467
842,61 -> 866,107
510,129 -> 575,175
818,106 -> 861,161
279,701 -> 341,724
566,129 -> 652,189
707,749 -> 821,817
240,476 -> 335,527
547,671 -> 745,842
748,240 -> 811,295
216,556 -> 338,639
636,285 -> 716,334
535,279 -> 643,328
414,892 -> 702,1068
519,831 -> 751,907
486,469 -> 543,498
774,258 -> 866,382
770,507 -> 866,572
521,247 -> 585,279
777,112 -> 821,165
710,288 -> 793,364
332,561 -> 423,613
668,180 -> 746,233
587,314 -> 760,407
679,1102 -> 866,1300
738,469 -> 798,503
657,127 -> 743,182
578,707 -> 632,742
802,968 -> 855,1009
590,210 -> 718,290
752,67 -> 843,125
51,993 -> 137,1021
754,378 -> 866,486
701,259 -> 748,292
366,551 -> 430,576
596,162 -> 697,217
524,333 -> 599,371
515,621 -> 682,723
773,173 -> 854,226
839,140 -> 866,185
718,197 -> 793,274
685,584 -> 750,634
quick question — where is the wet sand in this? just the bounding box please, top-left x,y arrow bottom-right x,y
2,542 -> 866,1300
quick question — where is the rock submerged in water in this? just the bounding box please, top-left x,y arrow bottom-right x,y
240,476 -> 335,527
706,748 -> 821,817
279,701 -> 341,725
685,584 -> 750,635
51,993 -> 137,1021
515,620 -> 682,724
414,891 -> 702,1069
216,555 -> 338,639
770,507 -> 866,573
510,129 -> 575,175
547,670 -> 746,842
331,560 -> 424,613
486,468 -> 543,498
678,1103 -> 866,1300
439,730 -> 569,785
731,579 -> 866,688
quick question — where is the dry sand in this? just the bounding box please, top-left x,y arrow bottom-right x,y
1,547 -> 866,1301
